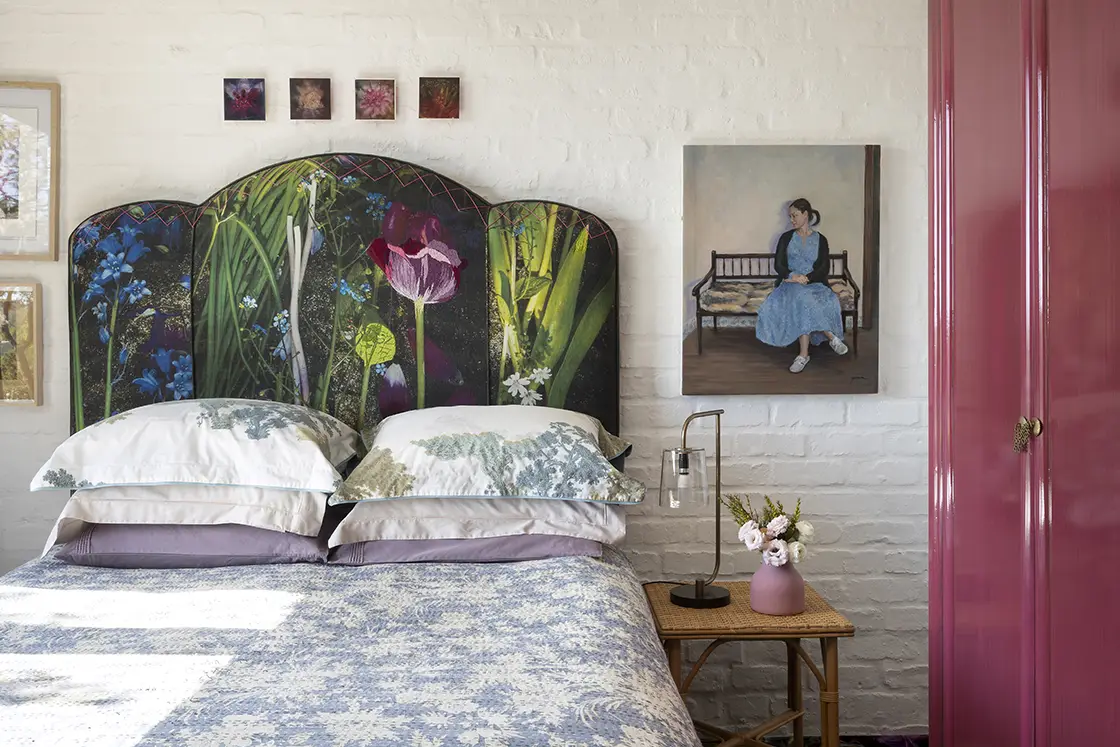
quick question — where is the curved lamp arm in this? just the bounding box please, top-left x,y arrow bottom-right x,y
681,409 -> 723,588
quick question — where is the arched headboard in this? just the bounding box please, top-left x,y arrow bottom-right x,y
68,154 -> 620,436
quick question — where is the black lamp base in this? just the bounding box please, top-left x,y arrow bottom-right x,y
670,582 -> 731,609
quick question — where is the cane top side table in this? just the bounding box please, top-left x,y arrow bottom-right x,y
645,580 -> 856,747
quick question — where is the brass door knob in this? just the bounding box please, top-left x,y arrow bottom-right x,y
1013,417 -> 1043,453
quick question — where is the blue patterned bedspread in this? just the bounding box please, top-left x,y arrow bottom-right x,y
0,547 -> 700,747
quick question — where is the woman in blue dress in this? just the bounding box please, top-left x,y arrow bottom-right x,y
756,198 -> 848,373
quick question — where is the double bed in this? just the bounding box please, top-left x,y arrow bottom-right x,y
0,154 -> 702,747
2,548 -> 697,746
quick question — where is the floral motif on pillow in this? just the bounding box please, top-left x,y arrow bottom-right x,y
332,405 -> 644,505
31,398 -> 358,493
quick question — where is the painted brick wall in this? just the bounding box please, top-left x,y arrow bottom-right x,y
0,0 -> 928,735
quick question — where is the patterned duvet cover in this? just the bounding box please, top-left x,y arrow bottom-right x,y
0,547 -> 701,747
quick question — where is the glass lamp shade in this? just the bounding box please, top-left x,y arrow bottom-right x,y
658,447 -> 710,509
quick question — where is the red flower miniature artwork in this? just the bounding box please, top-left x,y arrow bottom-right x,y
418,77 -> 461,120
223,79 -> 265,121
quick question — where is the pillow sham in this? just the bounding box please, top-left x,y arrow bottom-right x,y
358,410 -> 633,461
56,523 -> 328,569
331,405 -> 644,505
41,484 -> 327,554
30,399 -> 357,493
328,534 -> 602,565
327,495 -> 627,548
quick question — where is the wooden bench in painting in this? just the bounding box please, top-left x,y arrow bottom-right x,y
691,250 -> 861,355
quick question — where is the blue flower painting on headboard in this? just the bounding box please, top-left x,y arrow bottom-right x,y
70,202 -> 195,431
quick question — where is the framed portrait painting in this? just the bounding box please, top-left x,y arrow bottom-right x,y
0,280 -> 42,405
0,82 -> 60,261
682,144 -> 882,395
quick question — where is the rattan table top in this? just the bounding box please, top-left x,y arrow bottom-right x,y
644,581 -> 855,639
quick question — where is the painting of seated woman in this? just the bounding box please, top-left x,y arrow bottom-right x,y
682,144 -> 881,395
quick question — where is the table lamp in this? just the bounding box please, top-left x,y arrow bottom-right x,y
659,408 -> 731,608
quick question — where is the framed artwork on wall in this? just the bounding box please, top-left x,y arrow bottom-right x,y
224,78 -> 266,121
290,78 -> 331,120
682,144 -> 882,395
355,79 -> 395,121
0,82 -> 60,261
0,280 -> 42,405
419,77 -> 460,119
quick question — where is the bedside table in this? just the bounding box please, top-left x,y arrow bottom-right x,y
644,581 -> 855,747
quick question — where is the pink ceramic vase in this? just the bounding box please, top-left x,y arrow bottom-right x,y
750,560 -> 806,615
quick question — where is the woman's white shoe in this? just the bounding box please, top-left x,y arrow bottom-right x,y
829,337 -> 849,355
789,355 -> 810,373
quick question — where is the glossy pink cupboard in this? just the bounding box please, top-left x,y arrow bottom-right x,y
929,0 -> 1120,746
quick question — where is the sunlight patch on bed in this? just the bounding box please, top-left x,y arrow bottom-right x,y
0,587 -> 299,629
0,654 -> 230,747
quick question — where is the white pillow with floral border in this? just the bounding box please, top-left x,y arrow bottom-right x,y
41,484 -> 328,555
30,399 -> 357,493
328,495 -> 627,548
331,405 -> 644,506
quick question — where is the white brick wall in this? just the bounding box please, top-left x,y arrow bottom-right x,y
0,0 -> 928,736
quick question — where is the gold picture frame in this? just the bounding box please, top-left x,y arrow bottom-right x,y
0,81 -> 61,261
0,280 -> 43,405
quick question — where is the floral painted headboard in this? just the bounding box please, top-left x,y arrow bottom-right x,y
69,154 -> 620,435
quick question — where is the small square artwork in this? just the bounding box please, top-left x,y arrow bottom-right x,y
290,78 -> 332,121
0,281 -> 41,405
419,77 -> 460,119
223,78 -> 265,121
355,79 -> 396,121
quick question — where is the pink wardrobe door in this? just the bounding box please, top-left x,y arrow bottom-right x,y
929,0 -> 1032,745
1044,0 -> 1120,743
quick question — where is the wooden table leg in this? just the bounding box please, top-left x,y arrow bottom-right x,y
787,640 -> 804,747
665,639 -> 683,691
820,638 -> 840,747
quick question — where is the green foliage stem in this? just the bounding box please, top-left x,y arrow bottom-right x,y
103,296 -> 120,419
414,299 -> 426,409
720,494 -> 804,542
69,282 -> 84,430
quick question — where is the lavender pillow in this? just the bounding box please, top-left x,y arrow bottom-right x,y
56,523 -> 328,569
329,534 -> 602,566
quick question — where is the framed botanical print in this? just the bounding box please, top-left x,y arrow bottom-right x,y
0,280 -> 42,405
0,82 -> 60,261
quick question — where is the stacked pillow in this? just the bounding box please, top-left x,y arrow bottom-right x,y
32,400 -> 643,568
324,405 -> 641,564
31,398 -> 358,568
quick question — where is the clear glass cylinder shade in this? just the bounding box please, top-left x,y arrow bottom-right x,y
659,447 -> 710,508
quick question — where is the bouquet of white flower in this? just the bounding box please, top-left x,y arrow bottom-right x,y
722,495 -> 814,568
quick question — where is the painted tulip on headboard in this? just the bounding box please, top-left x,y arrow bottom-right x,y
366,202 -> 467,408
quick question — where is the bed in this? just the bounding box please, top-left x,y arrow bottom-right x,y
1,547 -> 697,746
0,154 -> 701,746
